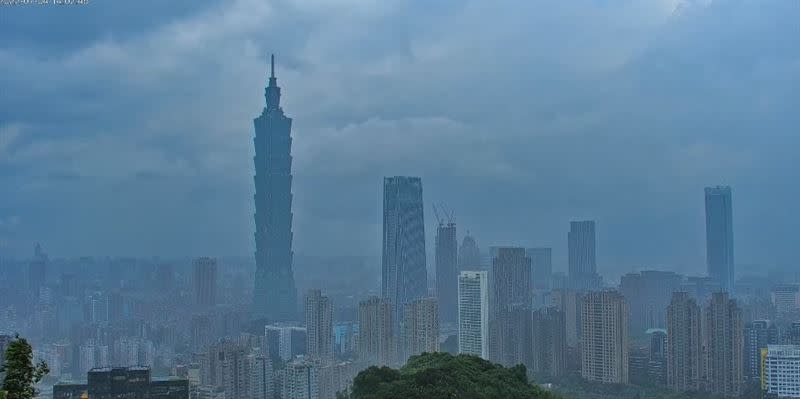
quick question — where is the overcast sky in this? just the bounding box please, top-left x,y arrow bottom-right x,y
1,0 -> 798,281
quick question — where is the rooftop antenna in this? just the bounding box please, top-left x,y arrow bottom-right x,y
270,54 -> 275,78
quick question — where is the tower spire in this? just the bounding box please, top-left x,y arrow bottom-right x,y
265,53 -> 281,110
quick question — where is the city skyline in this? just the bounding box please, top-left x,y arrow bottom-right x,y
2,1 -> 798,280
2,2 -> 799,398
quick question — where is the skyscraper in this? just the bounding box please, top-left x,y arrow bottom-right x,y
306,290 -> 334,364
581,290 -> 629,384
526,247 -> 552,291
619,271 -> 683,334
253,55 -> 298,321
458,271 -> 489,359
666,292 -> 703,393
193,257 -> 217,308
705,292 -> 743,398
382,176 -> 427,331
568,220 -> 599,290
435,221 -> 458,324
532,306 -> 566,378
458,233 -> 481,271
490,247 -> 532,367
401,297 -> 439,362
705,186 -> 734,293
552,289 -> 582,348
357,297 -> 394,367
29,243 -> 47,299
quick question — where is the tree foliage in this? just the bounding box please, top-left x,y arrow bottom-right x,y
346,352 -> 564,399
0,335 -> 49,399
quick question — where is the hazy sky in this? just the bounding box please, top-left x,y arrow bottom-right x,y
1,0 -> 798,280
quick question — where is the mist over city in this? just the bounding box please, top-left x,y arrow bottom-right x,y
1,1 -> 799,399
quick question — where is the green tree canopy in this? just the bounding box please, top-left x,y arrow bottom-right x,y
347,352 -> 563,399
1,335 -> 49,399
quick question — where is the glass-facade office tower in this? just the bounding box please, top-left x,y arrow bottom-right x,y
568,220 -> 599,290
382,176 -> 427,332
435,221 -> 458,323
252,55 -> 298,321
705,186 -> 734,293
458,271 -> 489,359
193,257 -> 217,308
526,247 -> 552,291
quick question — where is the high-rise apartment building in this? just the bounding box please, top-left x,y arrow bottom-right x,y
357,297 -> 394,367
526,247 -> 552,291
552,289 -> 582,348
458,271 -> 489,359
193,257 -> 217,308
532,306 -> 566,377
784,322 -> 800,345
401,297 -> 439,362
306,290 -> 334,364
190,314 -> 213,353
772,285 -> 800,318
79,342 -> 109,377
490,247 -> 532,367
382,176 -> 427,335
568,221 -> 600,290
744,320 -> 778,381
705,292 -> 743,398
264,325 -> 307,361
248,354 -> 273,399
666,292 -> 703,392
435,221 -> 458,324
705,186 -> 734,293
619,270 -> 683,334
318,361 -> 362,399
581,290 -> 629,384
681,276 -> 721,305
284,358 -> 319,399
204,340 -> 249,399
252,55 -> 298,321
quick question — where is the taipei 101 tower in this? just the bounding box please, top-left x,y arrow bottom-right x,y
252,55 -> 297,321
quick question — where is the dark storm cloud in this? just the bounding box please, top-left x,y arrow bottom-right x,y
1,0 -> 798,281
